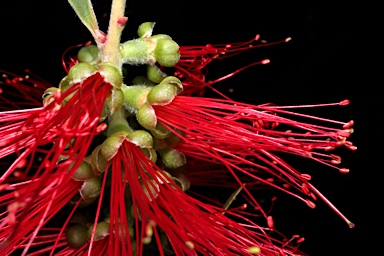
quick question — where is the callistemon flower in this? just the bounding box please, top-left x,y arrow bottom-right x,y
0,1 -> 355,255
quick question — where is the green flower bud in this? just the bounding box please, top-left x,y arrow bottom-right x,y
136,103 -> 157,130
80,177 -> 101,201
69,161 -> 94,181
70,193 -> 97,208
120,38 -> 155,65
58,76 -> 77,102
153,39 -> 180,67
87,221 -> 110,241
42,87 -> 58,105
91,145 -> 107,174
160,76 -> 183,90
150,123 -> 172,139
121,84 -> 151,111
147,64 -> 167,83
67,63 -> 97,84
70,213 -> 89,226
99,102 -> 108,122
77,45 -> 100,64
147,77 -> 183,105
159,148 -> 186,169
97,62 -> 123,88
106,87 -> 124,114
141,148 -> 158,163
100,135 -> 125,160
149,34 -> 172,41
156,170 -> 173,184
153,137 -> 167,150
164,129 -> 184,147
131,75 -> 156,86
66,224 -> 88,248
137,22 -> 155,38
173,173 -> 190,191
127,130 -> 153,148
141,179 -> 159,201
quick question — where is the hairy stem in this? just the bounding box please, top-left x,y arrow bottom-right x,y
101,0 -> 127,69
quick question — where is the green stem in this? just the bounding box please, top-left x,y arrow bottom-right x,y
107,107 -> 132,137
101,0 -> 127,69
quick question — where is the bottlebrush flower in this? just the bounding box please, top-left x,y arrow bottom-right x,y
0,1 -> 355,255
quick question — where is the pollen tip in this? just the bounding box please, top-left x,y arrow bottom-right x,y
339,168 -> 350,174
261,59 -> 270,64
185,241 -> 194,249
285,37 -> 292,42
339,99 -> 350,106
248,246 -> 261,254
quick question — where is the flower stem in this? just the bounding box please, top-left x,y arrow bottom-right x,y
107,107 -> 132,137
101,0 -> 127,69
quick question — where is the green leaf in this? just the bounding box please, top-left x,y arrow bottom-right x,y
68,0 -> 99,40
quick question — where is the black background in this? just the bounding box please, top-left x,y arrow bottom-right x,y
0,1 -> 376,255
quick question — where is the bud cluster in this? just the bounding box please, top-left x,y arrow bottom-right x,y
58,22 -> 190,250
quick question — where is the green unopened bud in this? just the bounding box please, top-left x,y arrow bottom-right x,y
131,75 -> 156,86
70,213 -> 89,226
106,87 -> 124,114
121,84 -> 151,111
99,102 -> 107,122
58,76 -> 70,92
141,148 -> 157,163
173,173 -> 190,191
153,137 -> 167,150
147,77 -> 183,105
164,130 -> 183,147
100,135 -> 125,160
120,38 -> 155,65
69,161 -> 94,181
87,221 -> 110,241
42,87 -> 58,105
80,177 -> 101,201
136,103 -> 157,130
141,179 -> 159,201
147,64 -> 167,83
97,63 -> 123,88
58,76 -> 77,102
91,145 -> 107,174
159,148 -> 186,169
156,170 -> 173,184
138,22 -> 155,38
149,34 -> 172,41
77,45 -> 100,65
67,63 -> 97,84
160,76 -> 183,90
127,130 -> 153,148
66,224 -> 88,248
70,194 -> 97,208
150,123 -> 172,139
153,39 -> 180,67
